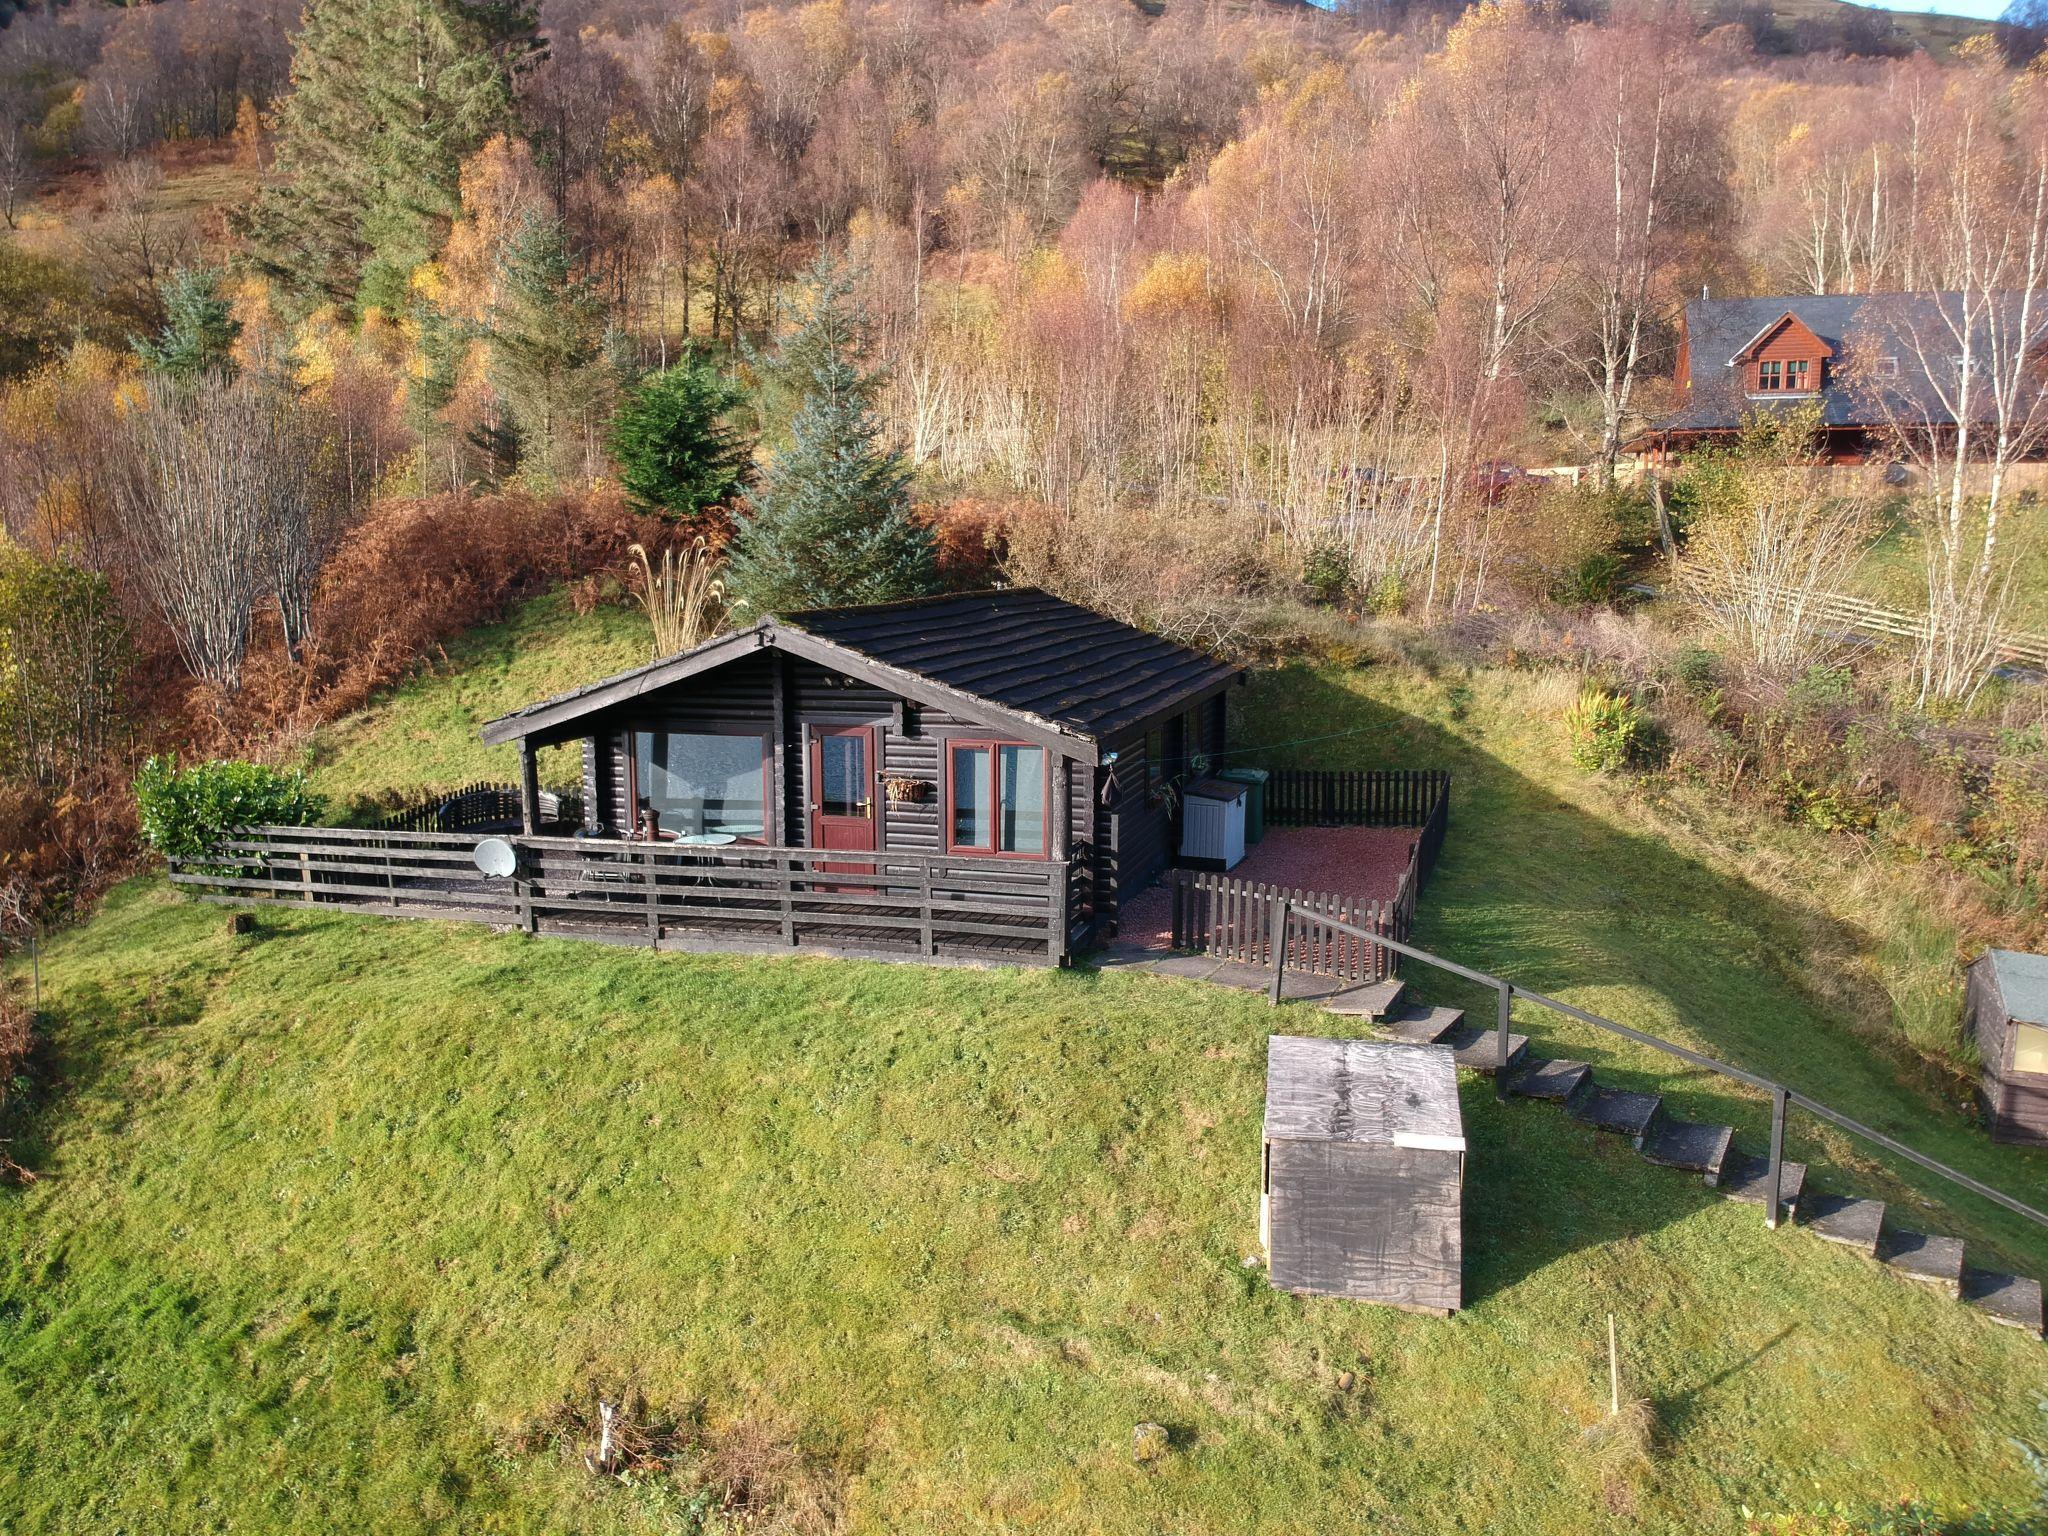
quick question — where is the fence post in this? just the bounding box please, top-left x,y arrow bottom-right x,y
1766,1085 -> 1788,1230
1495,982 -> 1513,1102
920,860 -> 935,956
644,843 -> 659,949
1268,899 -> 1290,1006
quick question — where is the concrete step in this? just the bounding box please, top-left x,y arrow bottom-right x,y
1571,1086 -> 1663,1149
1718,1152 -> 1808,1216
1878,1229 -> 1966,1296
1442,1025 -> 1528,1075
1640,1118 -> 1736,1183
1800,1193 -> 1887,1257
1962,1269 -> 2045,1337
1318,978 -> 1407,1020
1508,1056 -> 1594,1104
1380,1004 -> 1466,1045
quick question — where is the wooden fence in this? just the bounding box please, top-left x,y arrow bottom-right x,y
171,825 -> 1077,965
1688,570 -> 2048,670
1168,767 -> 1447,982
371,782 -> 583,834
1264,768 -> 1453,832
1171,869 -> 1413,983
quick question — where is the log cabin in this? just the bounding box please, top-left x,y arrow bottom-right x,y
472,588 -> 1244,961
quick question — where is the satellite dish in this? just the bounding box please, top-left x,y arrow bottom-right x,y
474,837 -> 520,878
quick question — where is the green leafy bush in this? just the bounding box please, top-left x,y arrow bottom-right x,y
1553,551 -> 1627,605
1300,544 -> 1350,604
134,756 -> 322,864
1564,684 -> 1648,774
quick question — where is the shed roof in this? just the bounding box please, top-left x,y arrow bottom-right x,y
1264,1036 -> 1465,1153
479,588 -> 1241,757
1984,949 -> 2048,1027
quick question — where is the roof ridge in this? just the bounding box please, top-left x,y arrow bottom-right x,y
779,586 -> 1044,624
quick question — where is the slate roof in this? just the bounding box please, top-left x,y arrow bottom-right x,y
1649,292 -> 2032,437
479,588 -> 1241,753
1985,949 -> 2048,1027
1264,1035 -> 1466,1153
785,588 -> 1239,741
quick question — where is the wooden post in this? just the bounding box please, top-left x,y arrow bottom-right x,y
779,853 -> 795,945
518,740 -> 541,835
1607,1314 -> 1621,1417
1766,1085 -> 1788,1230
919,859 -> 934,955
1495,982 -> 1513,1102
1268,899 -> 1289,1006
645,843 -> 660,949
770,653 -> 791,844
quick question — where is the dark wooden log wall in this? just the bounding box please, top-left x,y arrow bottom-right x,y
1096,692 -> 1228,927
575,652 -> 1102,939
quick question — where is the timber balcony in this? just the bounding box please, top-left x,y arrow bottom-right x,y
169,826 -> 1087,967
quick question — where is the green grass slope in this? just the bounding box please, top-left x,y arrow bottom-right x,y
5,591 -> 2047,1532
3,885 -> 2045,1534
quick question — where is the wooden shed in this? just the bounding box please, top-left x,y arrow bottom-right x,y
1261,1035 -> 1465,1314
1967,949 -> 2048,1147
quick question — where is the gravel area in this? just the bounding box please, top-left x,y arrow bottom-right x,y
1115,825 -> 1421,950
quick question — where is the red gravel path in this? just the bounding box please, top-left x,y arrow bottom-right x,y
1115,825 -> 1421,950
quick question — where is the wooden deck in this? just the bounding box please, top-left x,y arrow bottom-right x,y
171,826 -> 1083,967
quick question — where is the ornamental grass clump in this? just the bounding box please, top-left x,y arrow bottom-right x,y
1564,684 -> 1649,774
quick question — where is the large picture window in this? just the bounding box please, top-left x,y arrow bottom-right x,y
630,730 -> 769,839
946,739 -> 1048,856
2015,1024 -> 2048,1077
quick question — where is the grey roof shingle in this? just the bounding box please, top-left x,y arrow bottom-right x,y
784,588 -> 1239,740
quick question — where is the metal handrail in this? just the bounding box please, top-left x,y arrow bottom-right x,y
1267,899 -> 2048,1238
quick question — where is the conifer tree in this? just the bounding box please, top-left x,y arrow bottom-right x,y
485,208 -> 605,485
725,262 -> 938,615
239,0 -> 541,314
607,350 -> 754,528
134,267 -> 241,379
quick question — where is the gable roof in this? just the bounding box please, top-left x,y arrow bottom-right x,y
479,588 -> 1242,758
1728,310 -> 1835,365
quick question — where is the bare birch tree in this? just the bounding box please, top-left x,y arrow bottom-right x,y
1853,102 -> 2048,706
1680,406 -> 1877,673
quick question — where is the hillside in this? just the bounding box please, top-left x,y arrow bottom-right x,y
4,590 -> 2047,1533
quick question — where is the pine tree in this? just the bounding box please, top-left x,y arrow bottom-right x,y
134,267 -> 242,379
725,262 -> 938,615
607,350 -> 754,528
486,208 -> 606,485
238,0 -> 541,315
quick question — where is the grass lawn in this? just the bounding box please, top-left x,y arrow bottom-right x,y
297,590 -> 650,817
1849,500 -> 2048,635
5,590 -> 2048,1532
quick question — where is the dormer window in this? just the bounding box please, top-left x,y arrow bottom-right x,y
1759,360 -> 1781,390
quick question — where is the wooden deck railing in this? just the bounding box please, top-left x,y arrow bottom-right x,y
1169,768 -> 1448,982
1263,768 -> 1452,833
170,826 -> 1079,965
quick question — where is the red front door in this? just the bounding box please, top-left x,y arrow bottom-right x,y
807,724 -> 878,875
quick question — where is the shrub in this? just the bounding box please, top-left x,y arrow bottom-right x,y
1301,544 -> 1350,605
1564,684 -> 1649,773
1671,645 -> 1719,697
1553,551 -> 1627,606
134,756 -> 322,864
0,546 -> 130,789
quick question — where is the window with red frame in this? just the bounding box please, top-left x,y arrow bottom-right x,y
945,739 -> 1048,855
